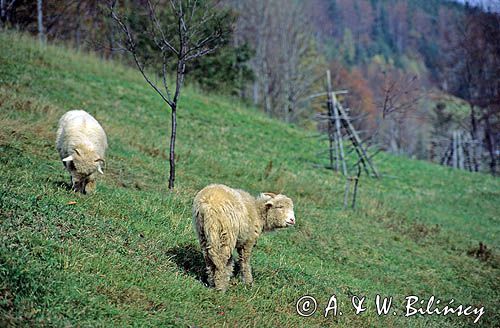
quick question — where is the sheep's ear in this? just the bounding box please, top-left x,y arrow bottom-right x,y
62,155 -> 74,162
264,192 -> 276,198
96,159 -> 105,174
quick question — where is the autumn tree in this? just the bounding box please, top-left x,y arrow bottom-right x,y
442,7 -> 500,174
328,61 -> 377,133
229,0 -> 324,122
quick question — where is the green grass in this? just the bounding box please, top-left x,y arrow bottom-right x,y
0,32 -> 499,327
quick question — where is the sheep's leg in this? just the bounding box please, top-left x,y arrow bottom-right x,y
201,248 -> 216,287
212,257 -> 232,292
225,256 -> 234,281
209,247 -> 232,292
237,242 -> 255,285
70,176 -> 77,191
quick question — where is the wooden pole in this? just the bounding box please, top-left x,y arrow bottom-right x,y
440,139 -> 452,166
458,132 -> 464,170
326,70 -> 336,170
452,131 -> 458,169
334,133 -> 339,172
336,104 -> 379,177
318,71 -> 379,179
328,129 -> 335,169
462,135 -> 472,171
351,164 -> 361,209
468,137 -> 476,172
37,0 -> 45,44
332,92 -> 347,176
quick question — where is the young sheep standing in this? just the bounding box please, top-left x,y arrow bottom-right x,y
56,110 -> 108,194
192,184 -> 296,291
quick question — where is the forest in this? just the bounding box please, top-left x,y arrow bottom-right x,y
1,0 -> 498,174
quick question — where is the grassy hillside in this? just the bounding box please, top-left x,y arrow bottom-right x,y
0,32 -> 498,327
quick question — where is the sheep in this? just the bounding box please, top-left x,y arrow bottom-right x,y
192,184 -> 296,291
56,110 -> 108,194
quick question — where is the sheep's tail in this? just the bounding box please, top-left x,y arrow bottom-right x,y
195,204 -> 232,269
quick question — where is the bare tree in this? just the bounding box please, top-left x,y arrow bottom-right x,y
378,72 -> 419,120
375,71 -> 420,154
442,7 -> 500,175
109,0 -> 229,189
0,0 -> 16,27
231,0 -> 322,122
0,0 -> 5,27
37,0 -> 44,43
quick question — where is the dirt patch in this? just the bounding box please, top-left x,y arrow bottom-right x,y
405,222 -> 441,241
378,208 -> 441,243
467,242 -> 491,261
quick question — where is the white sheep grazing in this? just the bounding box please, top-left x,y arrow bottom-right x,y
192,184 -> 296,291
56,110 -> 108,194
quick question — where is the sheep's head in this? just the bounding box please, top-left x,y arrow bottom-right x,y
261,192 -> 296,230
62,146 -> 104,193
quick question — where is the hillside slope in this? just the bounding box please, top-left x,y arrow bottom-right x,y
0,33 -> 499,327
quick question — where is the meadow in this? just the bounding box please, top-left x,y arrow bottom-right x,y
0,32 -> 498,327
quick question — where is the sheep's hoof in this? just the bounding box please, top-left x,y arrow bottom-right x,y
242,274 -> 253,285
84,181 -> 96,194
215,286 -> 228,293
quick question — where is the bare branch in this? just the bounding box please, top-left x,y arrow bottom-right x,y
184,44 -> 219,61
109,1 -> 173,108
162,58 -> 172,100
146,0 -> 178,55
379,72 -> 419,119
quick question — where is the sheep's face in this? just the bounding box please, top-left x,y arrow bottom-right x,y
263,194 -> 295,230
62,147 -> 104,193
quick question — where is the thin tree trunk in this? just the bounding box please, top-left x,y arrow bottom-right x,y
75,1 -> 81,50
440,141 -> 452,166
168,106 -> 177,189
463,136 -> 472,171
0,0 -> 5,27
107,7 -> 115,59
37,0 -> 44,44
484,116 -> 497,176
389,119 -> 399,154
452,131 -> 458,168
469,104 -> 479,171
168,46 -> 185,189
252,81 -> 259,105
458,132 -> 464,170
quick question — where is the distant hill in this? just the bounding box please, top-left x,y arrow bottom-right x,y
311,0 -> 465,80
452,0 -> 500,12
